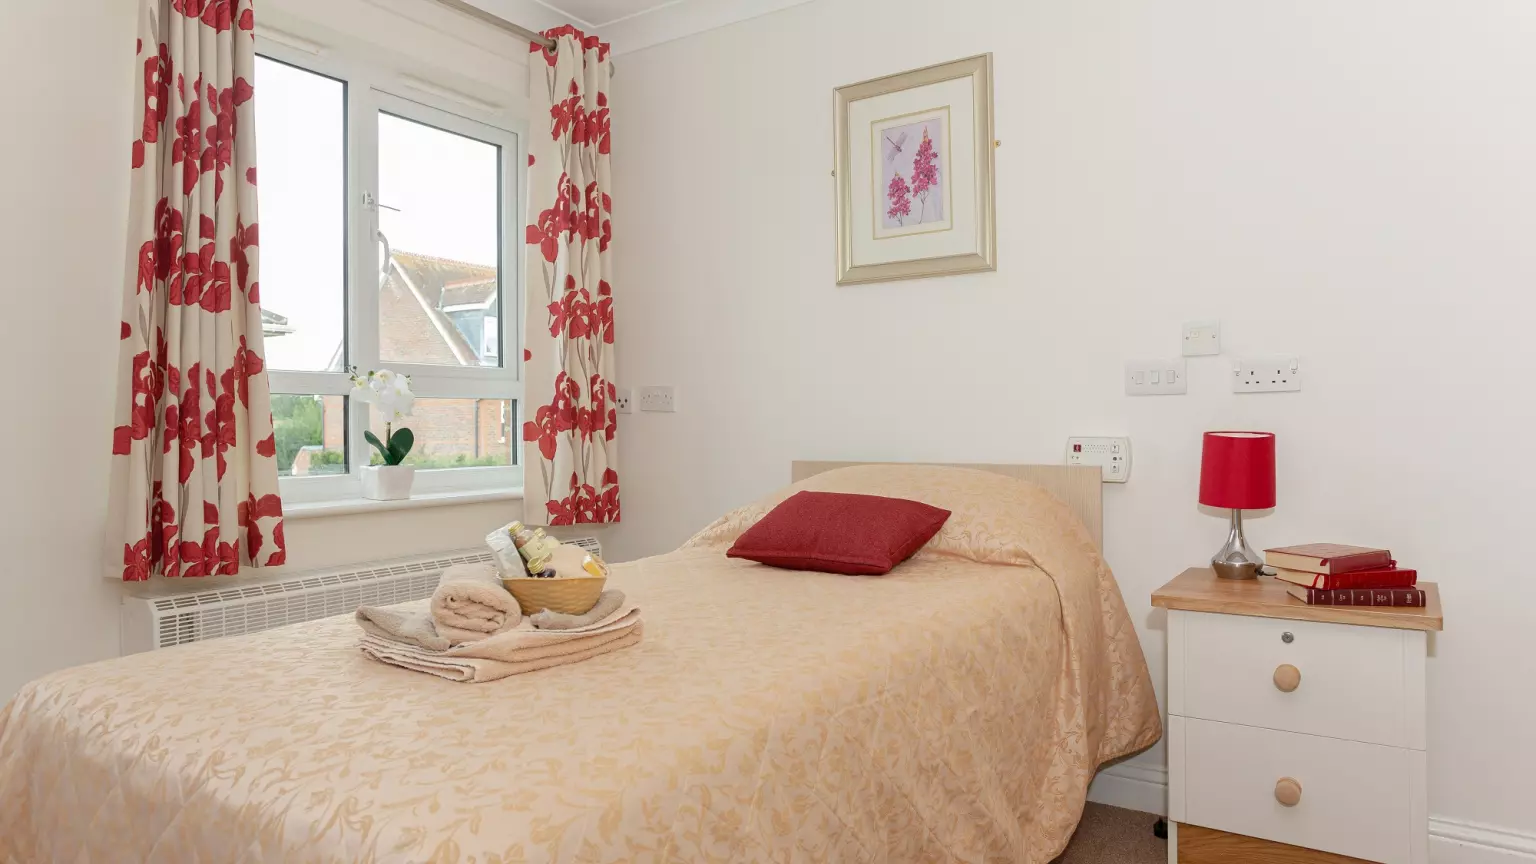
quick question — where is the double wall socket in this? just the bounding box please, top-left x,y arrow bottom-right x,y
639,385 -> 677,412
1233,357 -> 1302,393
1125,359 -> 1187,396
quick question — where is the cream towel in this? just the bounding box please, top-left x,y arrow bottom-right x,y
431,563 -> 520,645
356,604 -> 450,651
358,604 -> 643,683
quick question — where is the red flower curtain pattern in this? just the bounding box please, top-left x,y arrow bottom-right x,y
524,28 -> 619,525
110,0 -> 284,580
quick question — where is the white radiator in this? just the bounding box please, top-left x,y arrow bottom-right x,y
120,536 -> 603,654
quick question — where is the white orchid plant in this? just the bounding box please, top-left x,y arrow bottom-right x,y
348,367 -> 416,466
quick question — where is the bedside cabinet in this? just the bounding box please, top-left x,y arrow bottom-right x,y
1152,568 -> 1443,864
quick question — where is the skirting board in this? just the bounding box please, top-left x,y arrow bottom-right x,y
1085,763 -> 1536,863
1087,762 -> 1170,817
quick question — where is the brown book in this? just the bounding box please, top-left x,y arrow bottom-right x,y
1265,543 -> 1393,575
1286,585 -> 1426,607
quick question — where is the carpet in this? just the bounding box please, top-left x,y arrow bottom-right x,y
1052,803 -> 1166,863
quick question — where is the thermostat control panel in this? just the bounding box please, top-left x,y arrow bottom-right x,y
1066,436 -> 1132,483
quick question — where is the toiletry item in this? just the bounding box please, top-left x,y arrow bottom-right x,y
581,553 -> 609,578
518,529 -> 561,573
516,529 -> 550,561
509,521 -> 536,550
486,522 -> 532,576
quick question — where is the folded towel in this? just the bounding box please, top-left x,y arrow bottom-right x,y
359,624 -> 642,679
530,590 -> 625,630
431,563 -> 521,644
356,604 -> 450,651
358,603 -> 643,683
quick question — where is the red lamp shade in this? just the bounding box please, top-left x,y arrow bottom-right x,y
1199,431 -> 1276,510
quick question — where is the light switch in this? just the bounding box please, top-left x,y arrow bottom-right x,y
1125,359 -> 1188,396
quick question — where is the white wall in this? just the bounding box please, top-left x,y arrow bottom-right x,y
603,0 -> 1536,848
0,0 -> 140,703
0,0 -> 574,701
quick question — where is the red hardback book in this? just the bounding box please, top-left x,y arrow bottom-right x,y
1286,586 -> 1426,607
1271,565 -> 1416,590
1264,543 -> 1393,575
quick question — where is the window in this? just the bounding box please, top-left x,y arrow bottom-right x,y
481,315 -> 499,360
255,45 -> 525,503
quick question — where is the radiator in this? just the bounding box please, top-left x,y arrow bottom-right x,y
120,536 -> 603,654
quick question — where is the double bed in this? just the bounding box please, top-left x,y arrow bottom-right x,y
0,462 -> 1160,863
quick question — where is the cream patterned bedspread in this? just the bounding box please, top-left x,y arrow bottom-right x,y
0,466 -> 1159,863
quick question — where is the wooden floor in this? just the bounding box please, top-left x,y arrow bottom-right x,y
1052,803 -> 1166,864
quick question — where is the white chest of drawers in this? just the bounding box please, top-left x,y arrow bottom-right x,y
1153,568 -> 1443,864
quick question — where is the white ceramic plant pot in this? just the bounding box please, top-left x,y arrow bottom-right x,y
362,465 -> 416,501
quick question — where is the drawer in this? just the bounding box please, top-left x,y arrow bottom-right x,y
1170,716 -> 1425,864
1170,610 -> 1424,748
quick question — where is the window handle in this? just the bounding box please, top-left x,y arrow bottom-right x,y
362,191 -> 401,213
376,230 -> 392,287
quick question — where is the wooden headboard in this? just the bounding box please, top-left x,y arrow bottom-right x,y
790,461 -> 1104,549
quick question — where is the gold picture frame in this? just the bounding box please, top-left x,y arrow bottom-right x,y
834,54 -> 996,285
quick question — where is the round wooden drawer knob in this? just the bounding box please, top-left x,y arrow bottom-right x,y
1273,664 -> 1302,693
1275,777 -> 1303,807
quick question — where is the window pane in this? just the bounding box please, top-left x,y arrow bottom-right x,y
253,57 -> 346,372
377,113 -> 502,369
371,399 -> 515,469
272,394 -> 347,477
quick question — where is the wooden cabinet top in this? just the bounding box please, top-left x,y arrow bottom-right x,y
1152,567 -> 1442,632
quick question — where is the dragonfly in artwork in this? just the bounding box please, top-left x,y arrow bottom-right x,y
883,129 -> 910,164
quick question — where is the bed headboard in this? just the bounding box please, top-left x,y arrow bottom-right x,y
790,461 -> 1104,549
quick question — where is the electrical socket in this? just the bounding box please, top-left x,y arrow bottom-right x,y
639,385 -> 676,412
1182,320 -> 1221,356
1066,436 -> 1132,483
614,387 -> 633,414
1233,357 -> 1302,393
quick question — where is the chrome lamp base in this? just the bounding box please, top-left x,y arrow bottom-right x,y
1211,508 -> 1262,579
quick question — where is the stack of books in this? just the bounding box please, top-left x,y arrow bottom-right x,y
1265,543 -> 1425,607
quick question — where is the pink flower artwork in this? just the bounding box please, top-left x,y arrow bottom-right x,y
877,114 -> 946,234
886,171 -> 912,224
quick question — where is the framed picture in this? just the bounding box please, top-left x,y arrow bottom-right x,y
834,54 -> 996,285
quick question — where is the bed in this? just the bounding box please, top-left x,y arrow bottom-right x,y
0,462 -> 1160,863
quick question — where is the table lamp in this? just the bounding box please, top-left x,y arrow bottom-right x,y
1199,431 -> 1276,579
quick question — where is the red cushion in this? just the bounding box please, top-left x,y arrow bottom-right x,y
726,491 -> 951,575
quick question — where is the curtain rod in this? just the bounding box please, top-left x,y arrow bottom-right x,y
431,0 -> 557,50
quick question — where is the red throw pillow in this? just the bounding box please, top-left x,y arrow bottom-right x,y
726,491 -> 951,575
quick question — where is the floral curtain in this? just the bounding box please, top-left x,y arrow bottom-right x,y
110,0 -> 284,580
523,27 -> 619,525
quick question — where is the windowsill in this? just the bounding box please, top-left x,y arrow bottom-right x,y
284,487 -> 523,520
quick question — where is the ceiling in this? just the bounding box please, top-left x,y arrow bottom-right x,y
537,0 -> 672,28
486,0 -> 815,54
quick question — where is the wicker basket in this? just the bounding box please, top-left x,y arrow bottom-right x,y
502,575 -> 607,615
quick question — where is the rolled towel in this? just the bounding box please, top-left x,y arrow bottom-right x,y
530,590 -> 626,631
431,563 -> 521,645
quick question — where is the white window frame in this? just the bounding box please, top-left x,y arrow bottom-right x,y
256,39 -> 527,504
